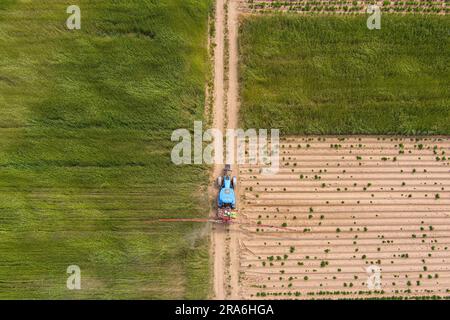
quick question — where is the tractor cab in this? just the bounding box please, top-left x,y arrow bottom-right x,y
218,176 -> 236,209
217,165 -> 237,221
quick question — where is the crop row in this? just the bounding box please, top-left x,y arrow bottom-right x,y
244,0 -> 448,14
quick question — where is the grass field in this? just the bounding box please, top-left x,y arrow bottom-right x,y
239,15 -> 450,135
0,0 -> 212,299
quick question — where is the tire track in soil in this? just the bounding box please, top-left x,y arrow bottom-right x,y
211,0 -> 226,300
226,0 -> 241,300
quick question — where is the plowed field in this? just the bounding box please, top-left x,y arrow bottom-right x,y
239,136 -> 450,299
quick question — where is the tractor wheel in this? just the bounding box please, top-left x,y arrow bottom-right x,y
217,176 -> 223,187
232,176 -> 237,188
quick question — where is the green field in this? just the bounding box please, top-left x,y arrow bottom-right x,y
0,0 -> 212,299
239,15 -> 450,134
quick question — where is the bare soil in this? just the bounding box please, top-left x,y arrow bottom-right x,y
238,136 -> 450,299
211,0 -> 241,300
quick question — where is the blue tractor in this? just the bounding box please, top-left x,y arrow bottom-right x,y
217,164 -> 237,222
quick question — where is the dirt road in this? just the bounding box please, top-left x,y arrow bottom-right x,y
211,0 -> 241,299
226,0 -> 241,300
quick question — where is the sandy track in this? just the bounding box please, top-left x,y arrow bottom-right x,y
239,136 -> 450,299
226,0 -> 241,300
211,0 -> 241,299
